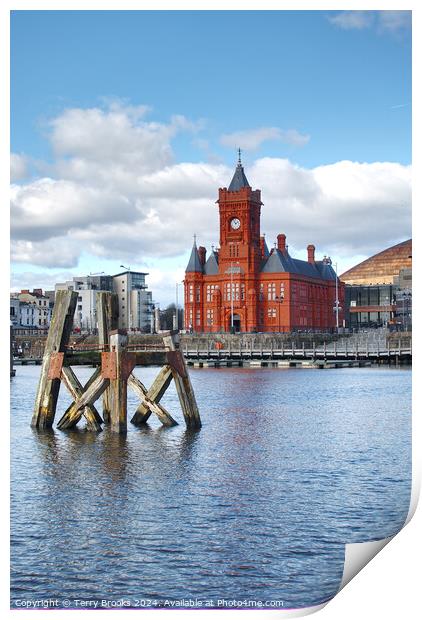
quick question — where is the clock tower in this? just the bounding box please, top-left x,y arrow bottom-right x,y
217,150 -> 263,276
184,151 -> 344,333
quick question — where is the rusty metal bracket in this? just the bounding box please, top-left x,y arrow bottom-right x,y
166,350 -> 187,378
101,351 -> 136,380
101,352 -> 117,379
121,353 -> 137,381
47,352 -> 65,380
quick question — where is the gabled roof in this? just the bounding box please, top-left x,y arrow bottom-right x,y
186,242 -> 203,273
261,249 -> 298,273
315,261 -> 337,281
262,238 -> 270,259
228,163 -> 251,191
261,249 -> 337,281
204,251 -> 219,275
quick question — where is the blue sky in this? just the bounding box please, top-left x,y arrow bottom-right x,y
10,10 -> 412,305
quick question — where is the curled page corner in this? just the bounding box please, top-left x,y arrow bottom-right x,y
339,470 -> 419,592
339,536 -> 394,591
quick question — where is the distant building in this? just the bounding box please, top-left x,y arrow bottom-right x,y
10,297 -> 20,328
184,156 -> 344,333
19,302 -> 38,328
112,271 -> 153,332
340,240 -> 412,330
55,271 -> 154,333
55,275 -> 113,332
10,289 -> 52,330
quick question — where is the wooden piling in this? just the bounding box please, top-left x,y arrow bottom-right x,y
60,366 -> 103,431
163,332 -> 201,430
57,369 -> 109,430
130,364 -> 173,425
32,290 -> 78,429
97,292 -> 119,423
107,330 -> 136,433
32,300 -> 201,434
128,373 -> 178,427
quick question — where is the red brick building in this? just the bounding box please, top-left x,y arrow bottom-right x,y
184,156 -> 344,333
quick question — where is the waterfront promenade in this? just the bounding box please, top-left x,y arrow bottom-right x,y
12,329 -> 412,368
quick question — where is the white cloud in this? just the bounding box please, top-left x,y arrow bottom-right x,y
10,103 -> 411,288
10,153 -> 28,182
220,127 -> 310,151
11,238 -> 81,268
11,178 -> 134,241
377,11 -> 411,34
252,158 -> 411,258
328,10 -> 411,34
328,11 -> 374,30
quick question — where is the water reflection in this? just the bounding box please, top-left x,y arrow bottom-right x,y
11,366 -> 411,609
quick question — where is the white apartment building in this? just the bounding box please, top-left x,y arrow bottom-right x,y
10,291 -> 52,329
112,271 -> 153,332
55,276 -> 112,332
55,272 -> 153,333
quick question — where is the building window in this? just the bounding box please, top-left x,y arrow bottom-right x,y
225,282 -> 241,301
268,307 -> 276,318
268,283 -> 276,300
189,284 -> 194,303
206,284 -> 218,302
229,243 -> 239,258
196,310 -> 201,326
280,283 -> 285,299
195,286 -> 201,302
77,305 -> 82,311
206,308 -> 214,326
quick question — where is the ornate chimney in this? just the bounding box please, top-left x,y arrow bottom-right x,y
307,244 -> 315,264
277,234 -> 287,253
198,246 -> 207,265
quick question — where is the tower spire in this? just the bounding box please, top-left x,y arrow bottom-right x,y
228,150 -> 251,191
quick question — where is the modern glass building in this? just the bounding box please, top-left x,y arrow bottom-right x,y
341,240 -> 412,330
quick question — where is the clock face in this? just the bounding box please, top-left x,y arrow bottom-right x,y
230,218 -> 241,230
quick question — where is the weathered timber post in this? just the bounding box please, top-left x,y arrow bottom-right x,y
57,368 -> 109,430
129,371 -> 178,427
97,292 -> 119,423
163,332 -> 201,429
106,330 -> 136,433
57,367 -> 106,431
32,290 -> 78,429
130,364 -> 174,426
